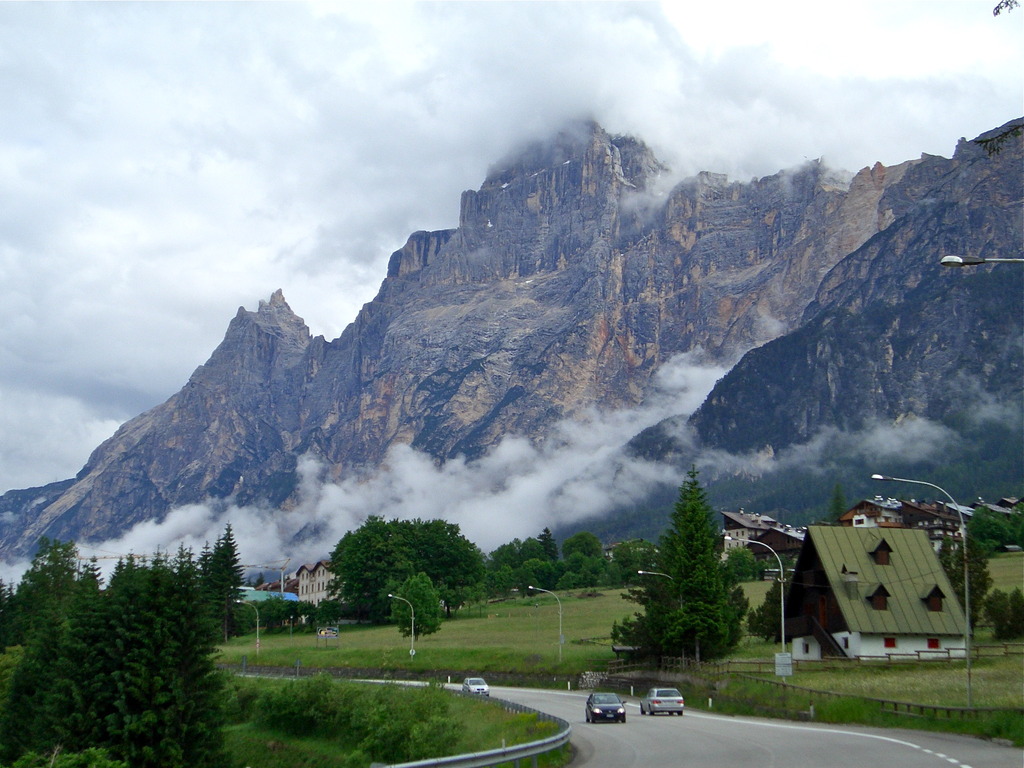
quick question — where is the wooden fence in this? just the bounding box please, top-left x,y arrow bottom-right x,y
731,673 -> 1024,721
607,642 -> 1023,677
603,643 -> 1024,721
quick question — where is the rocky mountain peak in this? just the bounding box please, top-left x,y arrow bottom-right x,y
0,119 -> 1019,561
482,120 -> 663,190
190,290 -> 310,394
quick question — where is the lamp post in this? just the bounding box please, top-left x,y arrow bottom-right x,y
234,599 -> 260,661
725,537 -> 786,656
637,569 -> 679,609
388,593 -> 416,657
528,586 -> 562,663
940,254 -> 1024,267
871,473 -> 972,706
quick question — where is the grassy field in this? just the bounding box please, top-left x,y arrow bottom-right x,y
988,551 -> 1023,592
220,555 -> 1023,709
219,589 -> 634,675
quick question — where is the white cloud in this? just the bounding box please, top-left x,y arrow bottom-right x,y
62,353 -> 725,575
0,0 -> 1020,509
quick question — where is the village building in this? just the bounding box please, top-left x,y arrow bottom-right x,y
240,584 -> 299,602
295,559 -> 333,606
254,576 -> 300,597
721,509 -> 806,563
721,510 -> 779,549
749,526 -> 806,560
785,526 -> 965,661
837,497 -> 904,528
838,497 -> 966,551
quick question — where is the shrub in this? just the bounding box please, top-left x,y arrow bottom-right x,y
985,588 -> 1024,640
251,674 -> 371,738
358,683 -> 454,763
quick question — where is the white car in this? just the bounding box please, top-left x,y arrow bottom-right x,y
461,677 -> 490,696
639,686 -> 685,716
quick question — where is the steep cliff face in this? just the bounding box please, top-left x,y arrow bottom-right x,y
295,124 -> 878,474
0,290 -> 313,552
1,119 -> 1019,559
688,122 -> 1023,453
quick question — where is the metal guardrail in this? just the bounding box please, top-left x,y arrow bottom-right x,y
378,697 -> 571,768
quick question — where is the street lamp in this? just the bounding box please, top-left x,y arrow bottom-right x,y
234,599 -> 260,661
637,569 -> 674,582
871,473 -> 972,706
940,254 -> 1024,267
388,593 -> 416,657
724,537 -> 786,656
528,586 -> 562,663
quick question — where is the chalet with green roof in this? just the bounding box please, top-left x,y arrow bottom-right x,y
785,526 -> 966,660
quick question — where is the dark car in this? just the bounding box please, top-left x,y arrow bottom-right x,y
639,686 -> 685,716
585,692 -> 626,723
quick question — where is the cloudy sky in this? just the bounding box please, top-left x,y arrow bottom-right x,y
1,2 -> 1021,570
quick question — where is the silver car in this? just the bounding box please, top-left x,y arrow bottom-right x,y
639,687 -> 685,716
461,677 -> 490,696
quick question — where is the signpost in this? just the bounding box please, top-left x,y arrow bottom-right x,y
316,626 -> 339,648
775,652 -> 793,677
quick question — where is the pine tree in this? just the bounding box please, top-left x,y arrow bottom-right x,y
827,483 -> 847,522
0,548 -> 225,767
537,528 -> 559,561
201,525 -> 245,641
657,468 -> 741,661
613,469 -> 743,662
0,578 -> 13,649
51,558 -> 109,753
0,539 -> 82,761
5,538 -> 79,646
101,552 -> 225,768
156,548 -> 225,767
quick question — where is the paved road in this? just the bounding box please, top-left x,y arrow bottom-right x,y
489,686 -> 1023,768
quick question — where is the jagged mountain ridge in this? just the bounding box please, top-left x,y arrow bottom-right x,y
1,119 -> 1021,559
686,121 -> 1023,454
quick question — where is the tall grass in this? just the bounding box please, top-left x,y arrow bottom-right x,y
700,674 -> 1024,745
222,675 -> 567,768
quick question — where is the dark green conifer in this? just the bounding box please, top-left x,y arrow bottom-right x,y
201,525 -> 245,641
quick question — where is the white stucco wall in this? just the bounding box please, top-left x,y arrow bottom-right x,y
792,632 -> 965,660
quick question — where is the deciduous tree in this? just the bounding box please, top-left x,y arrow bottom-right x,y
390,573 -> 442,640
561,531 -> 603,560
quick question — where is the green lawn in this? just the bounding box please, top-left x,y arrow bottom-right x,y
220,590 -> 634,675
220,559 -> 1024,707
988,551 -> 1023,592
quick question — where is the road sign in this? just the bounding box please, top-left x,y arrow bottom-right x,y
775,652 -> 793,677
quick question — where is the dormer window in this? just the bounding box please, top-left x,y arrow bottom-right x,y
922,585 -> 945,612
870,540 -> 892,565
868,584 -> 890,610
